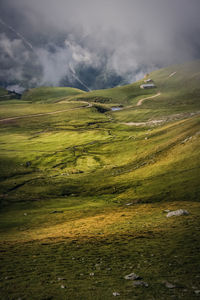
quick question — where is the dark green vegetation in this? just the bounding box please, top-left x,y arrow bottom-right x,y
0,87 -> 21,101
0,61 -> 200,299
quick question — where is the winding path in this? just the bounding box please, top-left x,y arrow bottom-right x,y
136,92 -> 161,106
0,101 -> 92,123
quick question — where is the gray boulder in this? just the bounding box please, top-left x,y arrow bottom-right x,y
133,280 -> 149,287
165,282 -> 176,289
166,209 -> 189,218
124,272 -> 141,280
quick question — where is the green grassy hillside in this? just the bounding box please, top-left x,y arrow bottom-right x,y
0,61 -> 200,299
22,86 -> 85,103
73,60 -> 200,115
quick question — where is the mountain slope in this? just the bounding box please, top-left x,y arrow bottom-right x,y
0,61 -> 200,300
73,60 -> 200,113
22,86 -> 85,102
0,60 -> 199,206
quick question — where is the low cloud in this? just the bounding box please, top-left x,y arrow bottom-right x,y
0,33 -> 42,89
0,0 -> 200,91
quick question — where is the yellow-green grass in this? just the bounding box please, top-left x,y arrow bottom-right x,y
0,201 -> 200,299
0,101 -> 88,119
22,86 -> 85,103
1,112 -> 198,199
73,80 -> 159,107
0,61 -> 200,299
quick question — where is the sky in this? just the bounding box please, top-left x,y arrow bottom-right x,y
0,0 -> 200,92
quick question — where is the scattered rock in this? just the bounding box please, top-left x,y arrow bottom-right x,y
181,136 -> 192,144
166,209 -> 189,218
194,290 -> 200,295
89,273 -> 94,276
24,213 -> 27,216
124,272 -> 141,280
165,282 -> 176,289
163,209 -> 171,213
57,277 -> 65,281
125,203 -> 133,206
133,280 -> 148,287
113,292 -> 120,296
60,285 -> 66,289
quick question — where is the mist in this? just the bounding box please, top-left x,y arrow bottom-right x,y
0,0 -> 200,91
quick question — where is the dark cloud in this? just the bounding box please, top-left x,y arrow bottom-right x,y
0,0 -> 200,91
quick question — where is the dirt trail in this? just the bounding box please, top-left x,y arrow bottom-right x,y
0,101 -> 92,123
122,111 -> 200,127
168,71 -> 176,78
136,92 -> 161,106
123,120 -> 163,126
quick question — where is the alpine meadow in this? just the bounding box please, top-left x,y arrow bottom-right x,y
0,60 -> 200,299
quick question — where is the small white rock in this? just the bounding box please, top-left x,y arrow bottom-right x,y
90,273 -> 94,276
57,277 -> 65,281
165,282 -> 176,289
113,292 -> 120,296
60,285 -> 66,289
124,272 -> 141,280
